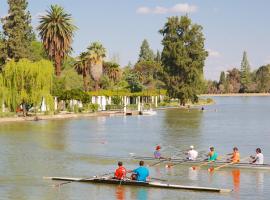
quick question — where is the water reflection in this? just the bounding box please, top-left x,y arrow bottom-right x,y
131,188 -> 148,200
232,169 -> 240,192
188,167 -> 198,181
162,109 -> 203,150
115,186 -> 125,200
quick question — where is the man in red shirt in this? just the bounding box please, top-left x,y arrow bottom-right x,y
114,161 -> 127,180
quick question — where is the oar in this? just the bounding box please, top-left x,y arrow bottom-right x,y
208,156 -> 250,172
52,171 -> 114,187
149,158 -> 171,167
150,177 -> 167,182
192,159 -> 215,170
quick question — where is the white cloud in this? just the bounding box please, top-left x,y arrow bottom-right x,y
171,3 -> 197,14
136,7 -> 151,14
136,3 -> 197,15
153,6 -> 168,14
207,49 -> 221,57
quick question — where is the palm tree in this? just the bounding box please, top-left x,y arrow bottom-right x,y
103,62 -> 122,83
74,52 -> 90,92
87,42 -> 106,90
37,5 -> 76,77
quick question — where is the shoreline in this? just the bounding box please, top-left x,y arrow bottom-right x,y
200,93 -> 270,97
0,99 -> 215,123
0,111 -> 125,123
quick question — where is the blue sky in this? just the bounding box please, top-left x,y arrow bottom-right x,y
1,0 -> 270,80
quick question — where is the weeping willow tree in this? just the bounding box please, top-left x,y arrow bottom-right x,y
1,59 -> 54,114
0,74 -> 8,112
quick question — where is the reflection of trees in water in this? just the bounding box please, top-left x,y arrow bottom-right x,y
162,109 -> 203,150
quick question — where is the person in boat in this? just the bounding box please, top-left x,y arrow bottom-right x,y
250,148 -> 264,164
114,161 -> 127,180
186,145 -> 198,160
129,161 -> 149,182
227,147 -> 240,163
154,145 -> 164,159
207,147 -> 218,161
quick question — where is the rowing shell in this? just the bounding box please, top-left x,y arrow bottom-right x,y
132,156 -> 270,170
44,176 -> 232,193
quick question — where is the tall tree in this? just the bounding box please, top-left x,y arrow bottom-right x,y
219,71 -> 226,85
1,0 -> 34,62
240,51 -> 251,92
256,65 -> 270,93
38,5 -> 76,77
155,50 -> 162,63
103,61 -> 122,83
226,68 -> 241,93
138,39 -> 155,62
87,42 -> 106,90
160,16 -> 208,105
0,32 -> 6,69
74,52 -> 90,92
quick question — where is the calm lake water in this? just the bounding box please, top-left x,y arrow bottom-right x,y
0,96 -> 269,200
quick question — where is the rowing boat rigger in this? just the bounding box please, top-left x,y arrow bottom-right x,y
44,176 -> 232,193
132,157 -> 270,170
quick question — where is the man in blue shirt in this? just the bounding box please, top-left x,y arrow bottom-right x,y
130,161 -> 149,182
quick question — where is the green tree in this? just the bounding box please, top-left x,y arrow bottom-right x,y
240,51 -> 251,92
29,41 -> 48,61
133,60 -> 163,89
1,59 -> 54,114
2,0 -> 34,61
38,5 -> 77,77
159,16 -> 208,105
256,65 -> 270,92
138,39 -> 155,62
74,52 -> 90,92
87,42 -> 106,90
219,71 -> 226,85
103,61 -> 122,83
226,68 -> 241,93
0,32 -> 6,69
155,50 -> 162,63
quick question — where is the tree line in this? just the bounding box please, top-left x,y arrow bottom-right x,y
0,0 -> 208,113
206,51 -> 270,94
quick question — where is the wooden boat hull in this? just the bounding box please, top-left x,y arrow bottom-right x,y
44,176 -> 232,193
133,157 -> 270,170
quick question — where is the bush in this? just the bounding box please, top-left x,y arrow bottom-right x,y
106,104 -> 123,110
111,96 -> 122,105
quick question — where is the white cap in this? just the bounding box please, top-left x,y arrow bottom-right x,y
190,145 -> 194,149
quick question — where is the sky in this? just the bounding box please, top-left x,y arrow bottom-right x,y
1,0 -> 270,80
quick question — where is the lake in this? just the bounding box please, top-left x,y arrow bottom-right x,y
0,96 -> 269,200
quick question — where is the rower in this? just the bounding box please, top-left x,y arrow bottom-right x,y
114,161 -> 127,180
186,145 -> 198,160
154,145 -> 164,159
227,147 -> 240,163
129,161 -> 149,182
207,147 -> 218,161
250,148 -> 264,164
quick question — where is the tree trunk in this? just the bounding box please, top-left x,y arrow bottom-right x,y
55,53 -> 62,77
83,71 -> 88,92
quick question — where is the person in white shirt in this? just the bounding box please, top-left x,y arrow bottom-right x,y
186,145 -> 198,160
250,148 -> 264,164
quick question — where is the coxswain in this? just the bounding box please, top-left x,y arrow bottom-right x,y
186,145 -> 198,160
227,147 -> 240,163
129,161 -> 149,182
154,145 -> 164,159
250,148 -> 264,164
114,161 -> 127,180
207,147 -> 218,161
